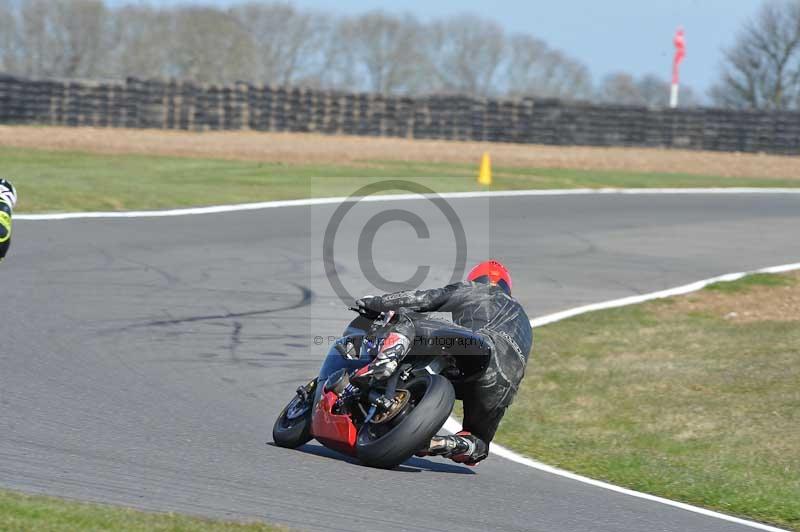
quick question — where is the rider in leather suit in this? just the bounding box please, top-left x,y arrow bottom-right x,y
0,179 -> 16,262
356,260 -> 532,465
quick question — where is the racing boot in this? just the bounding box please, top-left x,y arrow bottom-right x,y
415,431 -> 488,466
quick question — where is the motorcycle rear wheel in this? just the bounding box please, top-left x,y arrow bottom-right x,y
356,374 -> 455,469
272,380 -> 315,448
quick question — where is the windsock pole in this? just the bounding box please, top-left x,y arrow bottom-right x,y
670,27 -> 686,109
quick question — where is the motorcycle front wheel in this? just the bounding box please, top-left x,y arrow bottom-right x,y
272,379 -> 316,449
356,374 -> 455,469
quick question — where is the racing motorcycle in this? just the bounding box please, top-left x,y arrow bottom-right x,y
272,308 -> 491,469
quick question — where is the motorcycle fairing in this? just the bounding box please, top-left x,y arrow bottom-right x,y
311,388 -> 358,455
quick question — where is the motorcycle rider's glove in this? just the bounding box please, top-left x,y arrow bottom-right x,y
355,295 -> 382,319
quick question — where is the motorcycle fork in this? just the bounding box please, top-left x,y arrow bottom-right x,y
296,378 -> 317,403
360,368 -> 403,425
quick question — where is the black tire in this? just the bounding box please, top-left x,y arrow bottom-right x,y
272,382 -> 315,449
356,374 -> 455,469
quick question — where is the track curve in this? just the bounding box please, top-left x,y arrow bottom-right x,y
3,193 -> 799,531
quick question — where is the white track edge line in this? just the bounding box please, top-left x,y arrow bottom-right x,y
15,187 -> 800,221
446,261 -> 800,532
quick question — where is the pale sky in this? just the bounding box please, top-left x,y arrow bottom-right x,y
114,0 -> 762,98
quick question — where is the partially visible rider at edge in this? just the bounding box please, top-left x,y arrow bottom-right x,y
355,260 -> 532,466
0,179 -> 16,262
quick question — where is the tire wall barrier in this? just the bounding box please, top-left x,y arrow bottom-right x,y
1,74 -> 799,154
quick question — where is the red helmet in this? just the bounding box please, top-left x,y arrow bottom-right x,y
467,260 -> 512,295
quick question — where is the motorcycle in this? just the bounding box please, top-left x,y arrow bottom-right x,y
272,308 -> 491,469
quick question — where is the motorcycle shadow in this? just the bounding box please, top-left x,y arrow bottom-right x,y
278,442 -> 476,474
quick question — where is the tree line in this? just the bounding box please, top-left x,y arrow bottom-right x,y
0,0 -> 797,109
0,0 -> 698,107
711,0 -> 800,110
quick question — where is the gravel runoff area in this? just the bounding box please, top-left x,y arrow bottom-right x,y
1,125 -> 799,180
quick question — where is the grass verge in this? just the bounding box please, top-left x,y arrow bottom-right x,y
4,147 -> 800,213
0,489 -> 288,531
493,271 -> 800,530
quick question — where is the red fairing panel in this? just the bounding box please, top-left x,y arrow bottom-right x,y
311,390 -> 358,456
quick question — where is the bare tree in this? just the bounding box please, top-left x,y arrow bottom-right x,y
169,6 -> 254,84
711,0 -> 800,109
637,73 -> 698,107
2,1 -> 605,102
635,74 -> 669,106
425,14 -> 505,96
597,72 -> 642,104
331,11 -> 426,94
14,0 -> 60,77
0,0 -> 19,72
598,72 -> 698,107
56,0 -> 109,78
230,3 -> 329,86
108,5 -> 173,80
13,0 -> 109,78
505,34 -> 592,99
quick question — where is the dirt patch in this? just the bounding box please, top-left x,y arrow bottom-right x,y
655,272 -> 800,323
2,125 -> 799,179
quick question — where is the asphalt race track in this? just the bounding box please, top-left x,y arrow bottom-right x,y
3,192 -> 799,531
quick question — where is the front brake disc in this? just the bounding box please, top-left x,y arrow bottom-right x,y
371,389 -> 411,424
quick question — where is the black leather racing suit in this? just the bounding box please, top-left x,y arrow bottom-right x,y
363,281 -> 533,449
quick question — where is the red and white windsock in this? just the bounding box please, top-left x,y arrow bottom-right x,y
670,27 -> 686,108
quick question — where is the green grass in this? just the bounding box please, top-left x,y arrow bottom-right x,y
489,272 -> 800,530
705,273 -> 796,293
0,489 -> 288,531
4,147 -> 800,213
7,143 -> 799,528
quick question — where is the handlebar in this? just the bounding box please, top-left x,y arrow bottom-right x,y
348,305 -> 383,320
